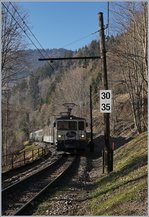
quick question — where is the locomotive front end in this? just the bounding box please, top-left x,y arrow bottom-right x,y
56,116 -> 87,151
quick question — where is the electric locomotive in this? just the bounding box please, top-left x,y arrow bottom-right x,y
53,113 -> 87,151
29,103 -> 88,152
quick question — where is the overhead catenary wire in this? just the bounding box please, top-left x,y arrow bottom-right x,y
62,30 -> 99,49
7,2 -> 100,59
3,2 -> 107,74
9,2 -> 47,53
7,2 -> 99,60
2,2 -> 54,71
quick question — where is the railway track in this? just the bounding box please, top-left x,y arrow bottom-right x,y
2,154 -> 78,216
2,151 -> 60,189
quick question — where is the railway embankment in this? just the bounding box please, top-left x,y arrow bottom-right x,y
33,132 -> 147,215
84,131 -> 148,215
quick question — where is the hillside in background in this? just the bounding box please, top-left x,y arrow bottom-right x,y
19,48 -> 75,78
4,30 -> 147,153
2,2 -> 148,154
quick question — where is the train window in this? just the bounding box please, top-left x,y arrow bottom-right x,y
57,121 -> 69,130
79,121 -> 84,130
69,121 -> 77,130
57,121 -> 77,130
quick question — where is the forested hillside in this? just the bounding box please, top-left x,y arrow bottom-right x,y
21,48 -> 74,77
2,2 -> 147,154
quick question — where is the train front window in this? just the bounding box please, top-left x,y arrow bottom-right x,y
69,121 -> 77,130
79,121 -> 85,130
57,121 -> 69,130
57,121 -> 77,130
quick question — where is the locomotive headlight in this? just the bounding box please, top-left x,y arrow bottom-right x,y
80,134 -> 85,138
58,134 -> 62,138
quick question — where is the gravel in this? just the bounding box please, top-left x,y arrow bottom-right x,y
34,151 -> 103,215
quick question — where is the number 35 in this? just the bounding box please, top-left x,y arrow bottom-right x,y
101,103 -> 111,111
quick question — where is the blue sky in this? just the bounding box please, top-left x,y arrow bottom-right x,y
18,1 -> 108,51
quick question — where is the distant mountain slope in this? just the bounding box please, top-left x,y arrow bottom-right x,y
21,48 -> 74,77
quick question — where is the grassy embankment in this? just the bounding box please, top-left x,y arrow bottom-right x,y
86,132 -> 148,215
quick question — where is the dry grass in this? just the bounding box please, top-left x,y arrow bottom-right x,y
86,132 -> 148,216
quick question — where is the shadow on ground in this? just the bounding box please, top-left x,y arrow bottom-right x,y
85,134 -> 132,160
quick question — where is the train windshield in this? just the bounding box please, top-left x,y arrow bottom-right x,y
79,121 -> 85,130
57,121 -> 77,130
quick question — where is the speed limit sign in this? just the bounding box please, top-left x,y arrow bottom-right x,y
100,90 -> 112,113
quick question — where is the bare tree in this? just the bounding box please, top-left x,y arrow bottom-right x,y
111,2 -> 148,133
53,67 -> 90,119
1,2 -> 28,158
1,2 -> 27,87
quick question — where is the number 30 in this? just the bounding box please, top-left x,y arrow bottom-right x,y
101,92 -> 111,99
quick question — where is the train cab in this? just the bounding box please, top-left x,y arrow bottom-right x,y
55,115 -> 87,151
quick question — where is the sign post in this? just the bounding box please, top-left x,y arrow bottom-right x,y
98,12 -> 113,173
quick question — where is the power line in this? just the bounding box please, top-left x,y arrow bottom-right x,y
6,2 -> 100,57
62,30 -> 99,49
9,2 -> 47,53
2,2 -> 54,71
9,2 -> 54,71
4,2 -> 101,71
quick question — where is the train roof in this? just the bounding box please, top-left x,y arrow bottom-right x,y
56,115 -> 86,121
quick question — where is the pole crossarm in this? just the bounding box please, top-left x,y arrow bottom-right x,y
38,56 -> 101,61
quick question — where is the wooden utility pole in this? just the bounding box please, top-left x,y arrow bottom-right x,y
90,85 -> 94,152
98,12 -> 113,173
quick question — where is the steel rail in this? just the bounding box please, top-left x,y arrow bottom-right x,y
2,155 -> 78,216
2,155 -> 68,215
2,151 -> 51,183
14,156 -> 78,216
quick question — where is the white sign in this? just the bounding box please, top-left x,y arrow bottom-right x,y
100,90 -> 112,113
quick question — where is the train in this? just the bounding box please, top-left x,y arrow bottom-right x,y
29,112 -> 88,152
